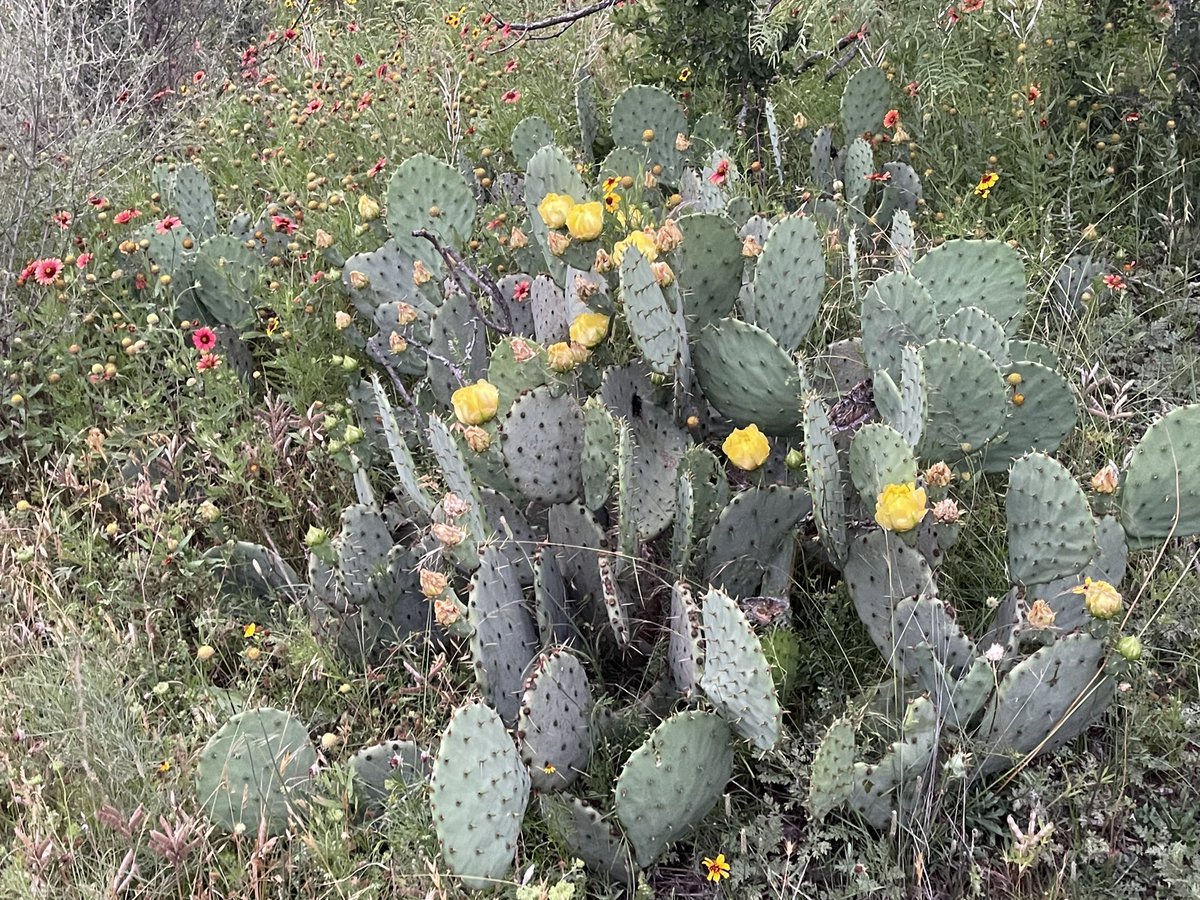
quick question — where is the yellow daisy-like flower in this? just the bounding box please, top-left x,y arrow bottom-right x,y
602,176 -> 620,194
604,192 -> 621,213
702,853 -> 730,883
974,171 -> 1000,198
243,623 -> 258,639
678,67 -> 692,83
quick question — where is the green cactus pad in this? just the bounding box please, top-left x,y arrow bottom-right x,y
742,216 -> 824,354
430,700 -> 530,890
370,375 -> 436,518
548,502 -> 606,608
533,549 -> 578,648
911,649 -> 994,730
427,288 -> 488,407
518,649 -> 593,791
626,402 -> 688,540
195,707 -> 317,836
166,163 -> 218,239
1031,515 -> 1128,632
672,213 -> 743,332
1118,404 -> 1200,547
598,555 -> 633,647
671,473 -> 696,576
917,338 -> 1007,460
694,319 -> 805,433
843,138 -> 875,221
699,588 -> 783,751
976,633 -> 1111,774
511,116 -> 556,170
1009,339 -> 1062,370
703,485 -> 811,599
844,530 -> 938,661
980,361 -> 1077,473
860,272 -> 939,380
529,274 -> 571,346
469,546 -> 539,725
192,233 -> 260,328
841,66 -> 890,138
1006,452 -> 1097,586
890,209 -> 915,271
849,424 -> 918,505
540,795 -> 637,891
581,397 -> 617,511
873,345 -> 927,448
135,221 -> 195,283
480,488 -> 536,586
848,696 -> 937,828
610,85 -> 687,182
805,396 -> 848,564
336,504 -> 393,605
808,718 -> 856,822
940,306 -> 1009,366
342,239 -> 428,317
873,162 -> 922,229
575,71 -> 598,162
620,249 -> 683,375
349,740 -> 429,813
501,387 -> 584,504
385,153 -> 476,266
911,239 -> 1026,334
207,540 -> 301,611
496,274 -> 537,337
667,581 -> 704,696
810,126 -> 835,192
890,595 -> 977,676
487,336 -> 550,416
614,710 -> 734,866
429,415 -> 488,545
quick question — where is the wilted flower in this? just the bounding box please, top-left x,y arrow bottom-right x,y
742,236 -> 763,258
1075,577 -> 1123,619
546,231 -> 571,256
413,260 -> 432,284
462,425 -> 491,452
335,311 -> 352,330
924,461 -> 954,488
722,425 -> 770,471
654,218 -> 684,253
1026,599 -> 1057,629
349,271 -> 369,289
442,493 -> 470,519
431,522 -> 466,547
874,483 -> 928,533
420,568 -> 449,598
451,379 -> 500,426
509,337 -> 535,363
931,498 -> 961,524
508,226 -> 528,249
389,331 -> 408,353
396,302 -> 418,325
547,342 -> 579,373
675,133 -> 691,151
357,194 -> 381,222
434,596 -> 460,627
1090,462 -> 1119,494
651,261 -> 675,286
569,312 -> 610,348
314,228 -> 333,249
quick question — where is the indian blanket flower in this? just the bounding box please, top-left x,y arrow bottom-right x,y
501,89 -> 521,104
76,253 -> 92,269
1027,83 -> 1042,104
709,159 -> 731,186
974,171 -> 999,199
569,312 -> 610,348
566,201 -> 604,241
32,258 -> 64,285
114,208 -> 141,225
512,279 -> 531,302
197,353 -> 222,372
451,379 -> 500,426
537,192 -> 575,229
192,326 -> 218,353
702,853 -> 731,883
722,425 -> 770,471
367,156 -> 387,178
156,215 -> 183,233
883,109 -> 900,129
874,482 -> 929,533
1103,273 -> 1127,291
1075,577 -> 1123,619
271,214 -> 298,234
52,210 -> 73,229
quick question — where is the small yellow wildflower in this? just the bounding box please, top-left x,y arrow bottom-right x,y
243,623 -> 258,639
974,171 -> 1000,199
702,853 -> 731,883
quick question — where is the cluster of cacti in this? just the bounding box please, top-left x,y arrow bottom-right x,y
190,67 -> 1200,887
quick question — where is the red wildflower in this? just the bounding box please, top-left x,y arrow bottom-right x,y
197,353 -> 222,372
304,98 -> 323,115
76,253 -> 92,268
709,159 -> 731,186
134,272 -> 148,290
33,258 -> 63,285
883,109 -> 900,129
115,89 -> 130,104
947,6 -> 960,23
192,326 -> 218,353
368,157 -> 387,178
114,208 -> 140,225
1027,83 -> 1041,104
1103,274 -> 1126,291
962,0 -> 983,10
905,81 -> 919,98
52,210 -> 73,229
376,63 -> 388,78
87,195 -> 107,208
502,89 -> 521,104
1125,110 -> 1140,123
283,28 -> 298,40
357,92 -> 373,111
504,59 -> 519,73
353,52 -> 365,66
193,70 -> 205,84
156,215 -> 182,233
347,21 -> 360,32
513,280 -> 531,302
271,215 -> 298,235
866,171 -> 892,182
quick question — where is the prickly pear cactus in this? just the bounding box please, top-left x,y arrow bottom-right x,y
1118,405 -> 1200,547
430,701 -> 530,890
349,740 -> 429,813
614,710 -> 734,866
517,649 -> 593,791
501,387 -> 584,504
694,319 -> 805,433
195,707 -> 317,836
469,546 -> 539,725
1005,452 -> 1097,587
539,794 -> 637,891
808,718 -> 855,822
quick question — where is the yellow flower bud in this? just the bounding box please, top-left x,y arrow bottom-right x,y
451,379 -> 500,425
722,424 -> 771,471
569,312 -> 610,348
537,192 -> 575,228
1074,577 -> 1123,619
508,226 -> 528,249
357,194 -> 381,222
566,201 -> 604,241
874,483 -> 928,533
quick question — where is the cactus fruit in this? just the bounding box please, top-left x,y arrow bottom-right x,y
430,700 -> 530,890
195,707 -> 317,836
614,709 -> 734,866
699,587 -> 783,751
518,648 -> 593,790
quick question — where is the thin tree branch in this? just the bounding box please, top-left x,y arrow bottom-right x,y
486,0 -> 619,35
411,228 -> 511,334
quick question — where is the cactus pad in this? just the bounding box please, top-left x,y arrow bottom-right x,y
703,485 -> 811,599
1118,404 -> 1200,546
349,740 -> 429,813
849,423 -> 918,505
469,546 -> 539,725
808,718 -> 856,821
620,249 -> 683,375
540,795 -> 637,891
1006,452 -> 1097,586
501,387 -> 584,504
744,216 -> 824,353
518,649 -> 593,791
917,338 -> 1007,460
911,239 -> 1026,335
694,319 -> 805,433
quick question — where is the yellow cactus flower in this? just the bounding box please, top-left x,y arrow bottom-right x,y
569,312 -> 610,348
874,482 -> 929,533
722,425 -> 770,471
1074,577 -> 1123,619
357,194 -> 381,222
566,201 -> 604,241
450,379 -> 500,425
546,341 -> 579,373
537,192 -> 575,228
611,230 -> 658,266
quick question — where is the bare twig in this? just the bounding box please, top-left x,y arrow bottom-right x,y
486,0 -> 620,36
411,228 -> 511,334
